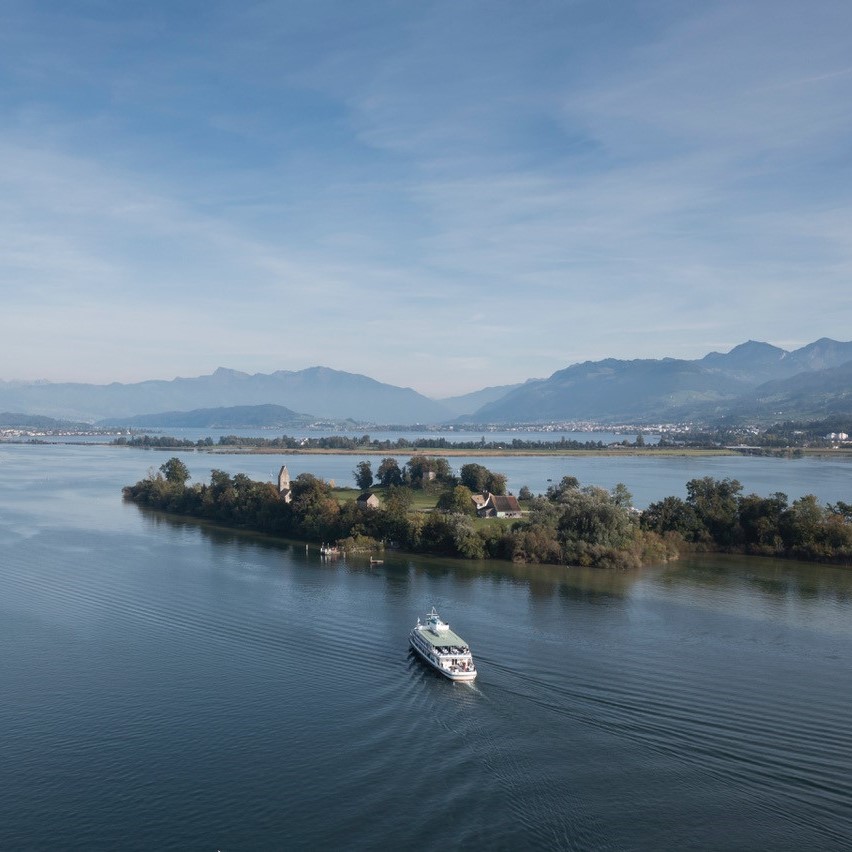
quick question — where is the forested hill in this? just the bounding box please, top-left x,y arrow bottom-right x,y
468,339 -> 852,424
99,404 -> 317,429
721,360 -> 852,420
0,412 -> 93,430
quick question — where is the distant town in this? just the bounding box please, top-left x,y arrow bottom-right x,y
3,420 -> 852,454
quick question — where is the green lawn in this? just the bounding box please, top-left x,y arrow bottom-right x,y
408,490 -> 441,511
331,486 -> 440,512
331,487 -> 362,505
472,516 -> 517,532
332,486 -> 529,525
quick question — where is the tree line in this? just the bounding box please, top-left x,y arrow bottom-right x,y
353,458 -> 507,494
122,458 -> 673,568
640,477 -> 852,563
123,461 -> 851,568
114,433 -> 618,451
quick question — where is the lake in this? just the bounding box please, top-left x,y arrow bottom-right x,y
78,440 -> 852,508
1,444 -> 851,850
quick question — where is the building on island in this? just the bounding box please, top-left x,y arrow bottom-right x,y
470,493 -> 489,512
277,465 -> 292,503
473,492 -> 522,518
356,492 -> 380,509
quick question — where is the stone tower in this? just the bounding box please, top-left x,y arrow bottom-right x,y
277,465 -> 292,503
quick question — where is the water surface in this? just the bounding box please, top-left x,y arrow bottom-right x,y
1,445 -> 851,850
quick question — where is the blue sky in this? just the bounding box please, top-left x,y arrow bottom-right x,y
1,0 -> 851,396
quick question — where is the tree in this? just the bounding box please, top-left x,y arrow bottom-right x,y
160,457 -> 190,486
354,460 -> 373,490
547,475 -> 580,501
436,484 -> 476,515
460,463 -> 489,493
380,485 -> 416,548
738,492 -> 787,552
376,457 -> 403,487
610,483 -> 633,508
289,474 -> 340,542
641,495 -> 701,540
508,524 -> 562,564
558,487 -> 633,551
383,485 -> 414,517
487,472 -> 507,496
686,477 -> 743,546
828,501 -> 852,522
202,469 -> 237,520
459,462 -> 507,495
779,494 -> 825,552
518,485 -> 532,501
418,513 -> 484,558
406,456 -> 452,488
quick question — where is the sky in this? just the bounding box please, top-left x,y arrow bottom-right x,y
1,0 -> 851,397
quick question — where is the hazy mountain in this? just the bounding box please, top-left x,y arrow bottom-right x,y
470,358 -> 752,422
701,338 -> 852,381
98,404 -> 317,429
469,339 -> 852,423
438,382 -> 525,416
700,340 -> 791,381
4,339 -> 851,427
723,360 -> 852,421
0,412 -> 93,430
783,337 -> 852,372
0,367 -> 455,424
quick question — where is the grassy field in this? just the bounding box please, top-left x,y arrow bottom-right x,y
332,486 -> 440,512
330,487 -> 530,530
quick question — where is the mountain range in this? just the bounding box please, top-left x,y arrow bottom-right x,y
469,339 -> 852,424
0,366 -> 454,424
2,338 -> 851,426
98,404 -> 319,430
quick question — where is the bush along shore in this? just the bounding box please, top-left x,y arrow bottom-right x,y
123,459 -> 852,568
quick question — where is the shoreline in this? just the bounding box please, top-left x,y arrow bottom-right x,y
209,447 -> 733,457
129,500 -> 852,571
5,440 -> 852,459
114,444 -> 852,458
145,445 -> 737,458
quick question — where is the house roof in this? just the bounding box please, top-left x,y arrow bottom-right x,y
488,494 -> 521,512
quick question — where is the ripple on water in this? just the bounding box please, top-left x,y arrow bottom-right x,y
3,508 -> 852,849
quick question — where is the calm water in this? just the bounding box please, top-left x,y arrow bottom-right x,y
2,445 -> 851,850
85,442 -> 852,508
12,428 -> 654,446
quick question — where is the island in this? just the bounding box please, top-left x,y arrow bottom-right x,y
122,457 -> 852,568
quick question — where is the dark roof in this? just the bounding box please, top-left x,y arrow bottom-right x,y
356,492 -> 378,504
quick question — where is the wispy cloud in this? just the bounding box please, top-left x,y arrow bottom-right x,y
0,1 -> 850,393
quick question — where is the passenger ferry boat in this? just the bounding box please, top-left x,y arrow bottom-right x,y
409,608 -> 477,682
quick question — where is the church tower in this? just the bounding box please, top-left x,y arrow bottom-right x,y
278,465 -> 292,503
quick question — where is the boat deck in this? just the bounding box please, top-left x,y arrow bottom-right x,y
414,625 -> 470,651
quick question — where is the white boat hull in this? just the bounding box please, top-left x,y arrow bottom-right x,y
409,632 -> 477,682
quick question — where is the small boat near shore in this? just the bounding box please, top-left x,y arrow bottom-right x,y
409,608 -> 477,682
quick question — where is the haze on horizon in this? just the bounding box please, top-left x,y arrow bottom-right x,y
2,1 -> 851,397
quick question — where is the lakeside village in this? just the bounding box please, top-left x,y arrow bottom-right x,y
0,427 -> 125,441
123,455 -> 852,569
3,416 -> 852,451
